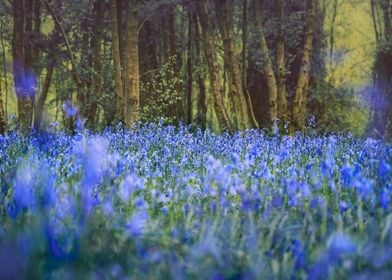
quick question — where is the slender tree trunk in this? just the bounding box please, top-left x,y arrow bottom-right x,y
197,0 -> 232,132
24,0 -> 37,127
34,58 -> 55,132
111,0 -> 124,123
242,0 -> 259,128
13,0 -> 32,131
87,0 -> 104,128
124,0 -> 140,127
186,11 -> 193,124
194,16 -> 207,130
0,73 -> 5,134
216,0 -> 251,130
43,0 -> 84,107
276,0 -> 288,125
165,5 -> 183,122
381,0 -> 391,41
1,31 -> 9,120
328,0 -> 338,84
292,0 -> 317,131
32,0 -> 41,64
255,0 -> 278,127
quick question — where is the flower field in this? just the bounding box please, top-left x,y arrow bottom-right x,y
0,124 -> 391,279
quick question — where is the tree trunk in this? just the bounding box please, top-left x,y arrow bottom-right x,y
32,0 -> 41,64
0,74 -> 5,134
216,0 -> 251,130
43,0 -> 84,108
13,0 -> 32,132
292,0 -> 317,131
276,0 -> 288,125
255,0 -> 278,127
124,0 -> 140,127
328,0 -> 338,84
194,16 -> 207,130
1,29 -> 9,120
186,11 -> 193,124
197,0 -> 232,132
242,0 -> 259,128
111,0 -> 124,123
86,0 -> 104,128
34,58 -> 55,132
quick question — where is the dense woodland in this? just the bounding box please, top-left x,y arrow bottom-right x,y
0,0 -> 391,137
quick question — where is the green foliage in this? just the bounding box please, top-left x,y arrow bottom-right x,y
308,82 -> 368,136
140,56 -> 183,125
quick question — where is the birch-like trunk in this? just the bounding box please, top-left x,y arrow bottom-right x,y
255,0 -> 278,126
111,0 -> 124,123
197,0 -> 232,132
292,0 -> 317,131
124,0 -> 140,127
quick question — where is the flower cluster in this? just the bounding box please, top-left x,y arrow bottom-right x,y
0,124 -> 391,278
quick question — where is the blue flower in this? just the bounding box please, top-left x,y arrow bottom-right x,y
379,190 -> 390,209
126,211 -> 149,237
328,233 -> 356,259
272,194 -> 283,208
379,161 -> 391,179
339,201 -> 349,213
13,166 -> 35,209
341,166 -> 353,187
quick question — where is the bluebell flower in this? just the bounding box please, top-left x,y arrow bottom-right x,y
310,196 -> 325,209
341,166 -> 353,187
353,177 -> 374,198
379,161 -> 391,179
5,202 -> 19,219
272,194 -> 283,208
339,201 -> 349,213
328,232 -> 356,259
13,166 -> 35,209
290,239 -> 307,270
379,190 -> 390,209
126,210 -> 149,236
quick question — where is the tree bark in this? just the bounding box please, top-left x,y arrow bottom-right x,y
242,0 -> 259,128
33,58 -> 55,132
197,0 -> 232,132
194,16 -> 207,130
0,91 -> 5,134
292,0 -> 317,131
124,0 -> 140,127
255,0 -> 278,127
13,0 -> 32,131
43,0 -> 84,107
1,29 -> 9,120
111,0 -> 124,123
186,11 -> 193,124
276,0 -> 288,125
216,0 -> 251,130
0,73 -> 5,134
86,0 -> 104,128
328,0 -> 338,84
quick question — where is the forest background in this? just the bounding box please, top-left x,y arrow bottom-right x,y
0,0 -> 391,138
